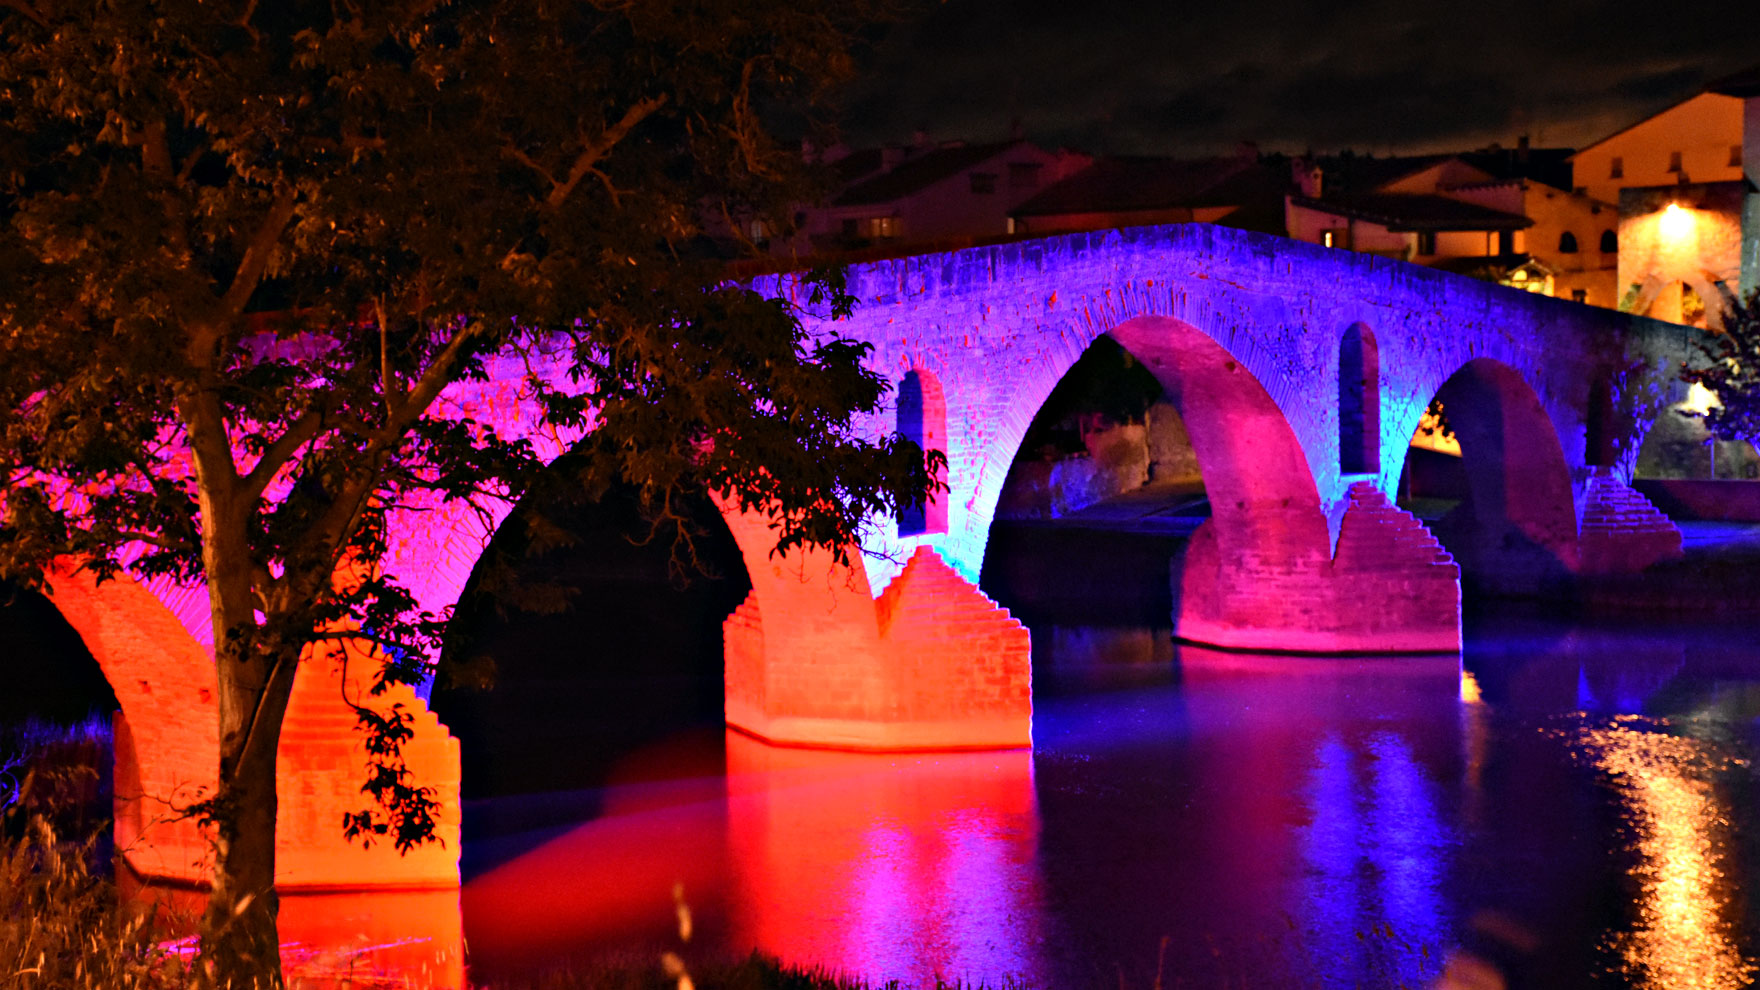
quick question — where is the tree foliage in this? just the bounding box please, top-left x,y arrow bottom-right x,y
1680,287 -> 1760,442
0,0 -> 929,983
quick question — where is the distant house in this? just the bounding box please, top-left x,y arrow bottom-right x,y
1008,153 -> 1289,238
1283,148 -> 1620,305
1571,67 -> 1760,327
802,139 -> 1090,252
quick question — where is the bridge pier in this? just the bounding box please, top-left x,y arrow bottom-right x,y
720,507 -> 1031,750
1175,484 -> 1462,654
42,564 -> 460,890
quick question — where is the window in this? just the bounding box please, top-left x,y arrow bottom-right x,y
1600,229 -> 1617,253
1416,231 -> 1437,255
896,370 -> 948,536
1667,150 -> 1682,173
1008,162 -> 1042,191
969,172 -> 997,194
1496,230 -> 1514,255
1571,289 -> 1588,304
1322,229 -> 1338,248
1734,145 -> 1745,168
1610,157 -> 1623,179
1338,324 -> 1379,476
1558,231 -> 1578,253
868,216 -> 897,238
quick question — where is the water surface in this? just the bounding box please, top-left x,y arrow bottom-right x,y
454,611 -> 1760,989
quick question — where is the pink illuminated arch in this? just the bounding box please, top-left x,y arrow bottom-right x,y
1107,316 -> 1331,568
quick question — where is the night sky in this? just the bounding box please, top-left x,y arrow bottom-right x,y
841,0 -> 1760,157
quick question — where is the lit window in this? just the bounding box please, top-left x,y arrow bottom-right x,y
969,172 -> 997,194
867,216 -> 897,238
1610,157 -> 1624,179
1322,229 -> 1337,248
1667,151 -> 1682,173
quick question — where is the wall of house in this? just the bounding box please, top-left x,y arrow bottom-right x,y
1574,93 -> 1745,205
1618,182 -> 1748,327
1284,201 -> 1409,255
891,146 -> 1082,243
1522,183 -> 1620,308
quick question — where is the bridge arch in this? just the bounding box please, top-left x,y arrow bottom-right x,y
1409,358 -> 1580,594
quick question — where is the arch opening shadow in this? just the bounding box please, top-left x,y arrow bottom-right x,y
432,470 -> 750,823
0,583 -> 119,841
1399,359 -> 1578,597
980,334 -> 1202,625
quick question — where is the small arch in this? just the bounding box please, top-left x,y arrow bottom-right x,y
1558,231 -> 1579,254
1337,323 -> 1380,476
1599,229 -> 1618,253
896,369 -> 949,536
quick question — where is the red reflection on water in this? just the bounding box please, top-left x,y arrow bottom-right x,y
123,878 -> 464,988
722,732 -> 1043,986
462,731 -> 1043,987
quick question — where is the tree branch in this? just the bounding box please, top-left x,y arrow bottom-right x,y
218,188 -> 299,318
239,405 -> 329,502
546,94 -> 667,210
0,0 -> 47,29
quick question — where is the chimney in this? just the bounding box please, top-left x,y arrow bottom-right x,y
1292,158 -> 1323,198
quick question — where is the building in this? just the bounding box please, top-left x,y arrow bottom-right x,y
1007,151 -> 1289,238
1571,67 -> 1760,328
1283,148 -> 1619,303
802,138 -> 1090,252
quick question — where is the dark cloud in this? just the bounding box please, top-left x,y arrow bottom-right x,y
838,0 -> 1760,155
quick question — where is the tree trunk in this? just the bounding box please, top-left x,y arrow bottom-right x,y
200,699 -> 286,990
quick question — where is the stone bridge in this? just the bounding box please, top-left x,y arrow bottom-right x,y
27,223 -> 1702,890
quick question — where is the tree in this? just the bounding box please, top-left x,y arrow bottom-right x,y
0,1 -> 934,985
1680,287 -> 1760,442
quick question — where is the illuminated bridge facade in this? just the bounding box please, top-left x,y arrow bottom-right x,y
34,223 -> 1699,889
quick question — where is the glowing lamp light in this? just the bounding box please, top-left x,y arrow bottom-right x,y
1683,381 -> 1721,416
1660,202 -> 1694,241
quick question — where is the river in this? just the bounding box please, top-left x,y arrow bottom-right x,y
445,607 -> 1760,989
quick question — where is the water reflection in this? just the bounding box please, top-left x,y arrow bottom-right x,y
1565,718 -> 1757,989
723,733 -> 1044,987
122,880 -> 465,988
443,614 -> 1760,987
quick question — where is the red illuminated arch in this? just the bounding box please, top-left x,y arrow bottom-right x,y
41,563 -> 459,889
